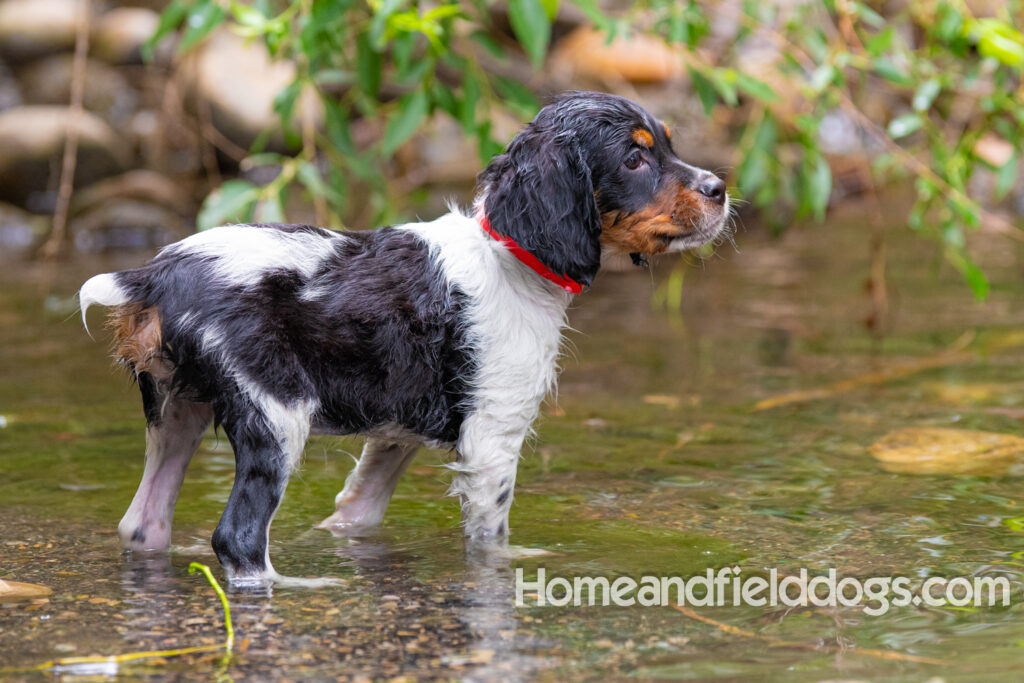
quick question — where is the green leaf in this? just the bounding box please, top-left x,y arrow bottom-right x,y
570,0 -> 610,31
946,247 -> 990,301
872,57 -> 914,87
198,180 -> 259,230
369,0 -> 405,47
912,79 -> 941,111
179,0 -> 226,53
256,195 -> 285,223
935,4 -> 963,43
143,0 -> 188,61
493,76 -> 540,119
887,113 -> 922,139
808,154 -> 832,221
469,29 -> 505,58
973,18 -> 1024,67
687,65 -> 717,115
297,161 -> 345,206
996,153 -> 1019,199
735,72 -> 780,102
708,68 -> 739,107
508,0 -> 551,69
381,89 -> 429,156
459,71 -> 480,133
324,100 -> 355,156
356,33 -> 382,98
230,0 -> 267,30
865,26 -> 894,57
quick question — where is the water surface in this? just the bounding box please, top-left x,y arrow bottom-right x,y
3,208 -> 1024,679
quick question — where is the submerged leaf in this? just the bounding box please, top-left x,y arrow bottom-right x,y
869,427 -> 1024,475
0,579 -> 52,603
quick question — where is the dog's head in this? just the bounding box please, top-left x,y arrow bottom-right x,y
478,91 -> 730,289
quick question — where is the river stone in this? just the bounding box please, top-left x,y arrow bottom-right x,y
93,7 -> 160,65
0,0 -> 91,63
552,27 -> 686,83
190,30 -> 320,150
0,200 -> 46,256
19,55 -> 137,125
0,106 -> 131,209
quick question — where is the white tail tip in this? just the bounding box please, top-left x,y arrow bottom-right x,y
79,273 -> 128,336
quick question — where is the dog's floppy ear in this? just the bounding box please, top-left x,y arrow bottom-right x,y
479,130 -> 601,289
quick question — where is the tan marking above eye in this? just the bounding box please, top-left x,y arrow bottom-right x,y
631,129 -> 654,148
660,121 -> 671,140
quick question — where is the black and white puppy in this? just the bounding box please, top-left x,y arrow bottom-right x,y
80,91 -> 730,585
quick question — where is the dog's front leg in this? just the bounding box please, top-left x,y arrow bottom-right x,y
452,414 -> 528,543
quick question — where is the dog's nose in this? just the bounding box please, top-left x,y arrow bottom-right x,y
696,175 -> 727,205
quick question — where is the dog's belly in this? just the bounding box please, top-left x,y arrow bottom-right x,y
309,420 -> 454,450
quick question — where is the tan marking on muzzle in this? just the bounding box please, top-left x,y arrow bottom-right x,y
600,184 -> 706,255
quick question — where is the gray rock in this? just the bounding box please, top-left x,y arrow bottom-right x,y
188,30 -> 319,151
0,200 -> 46,257
0,105 -> 131,210
71,199 -> 187,252
0,59 -> 19,111
93,7 -> 160,65
0,0 -> 91,63
19,55 -> 137,125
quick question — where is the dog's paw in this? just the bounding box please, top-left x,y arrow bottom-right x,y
227,569 -> 343,590
316,512 -> 381,538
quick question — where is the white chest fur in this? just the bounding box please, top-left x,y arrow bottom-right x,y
398,208 -> 572,538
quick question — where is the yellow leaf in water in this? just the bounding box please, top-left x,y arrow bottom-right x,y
644,394 -> 681,408
925,382 -> 1005,404
869,428 -> 1024,475
0,579 -> 52,603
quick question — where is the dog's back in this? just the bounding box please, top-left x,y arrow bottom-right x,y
82,223 -> 474,442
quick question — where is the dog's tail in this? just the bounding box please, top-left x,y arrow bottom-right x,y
79,272 -> 130,337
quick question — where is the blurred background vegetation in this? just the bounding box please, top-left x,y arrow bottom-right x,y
0,0 -> 1022,307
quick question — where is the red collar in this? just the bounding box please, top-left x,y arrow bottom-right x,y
478,215 -> 584,294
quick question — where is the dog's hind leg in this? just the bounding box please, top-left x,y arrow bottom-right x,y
119,372 -> 212,551
211,396 -> 313,584
318,438 -> 419,534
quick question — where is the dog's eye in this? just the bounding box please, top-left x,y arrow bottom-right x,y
624,149 -> 644,170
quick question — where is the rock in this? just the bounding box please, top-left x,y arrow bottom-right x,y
869,427 -> 1024,476
974,134 -> 1014,168
0,105 -> 131,210
92,7 -> 160,65
189,30 -> 320,151
0,59 -> 19,111
552,27 -> 686,84
0,200 -> 46,257
18,55 -> 137,125
70,169 -> 193,216
0,0 -> 91,63
72,199 -> 189,252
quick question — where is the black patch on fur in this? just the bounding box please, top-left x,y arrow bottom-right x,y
479,129 -> 602,288
211,414 -> 288,575
496,489 -> 510,506
114,224 -> 474,445
131,527 -> 145,543
137,371 -> 162,426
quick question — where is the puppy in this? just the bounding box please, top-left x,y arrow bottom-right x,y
80,91 -> 729,585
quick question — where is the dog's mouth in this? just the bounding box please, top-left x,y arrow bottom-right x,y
600,190 -> 730,260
